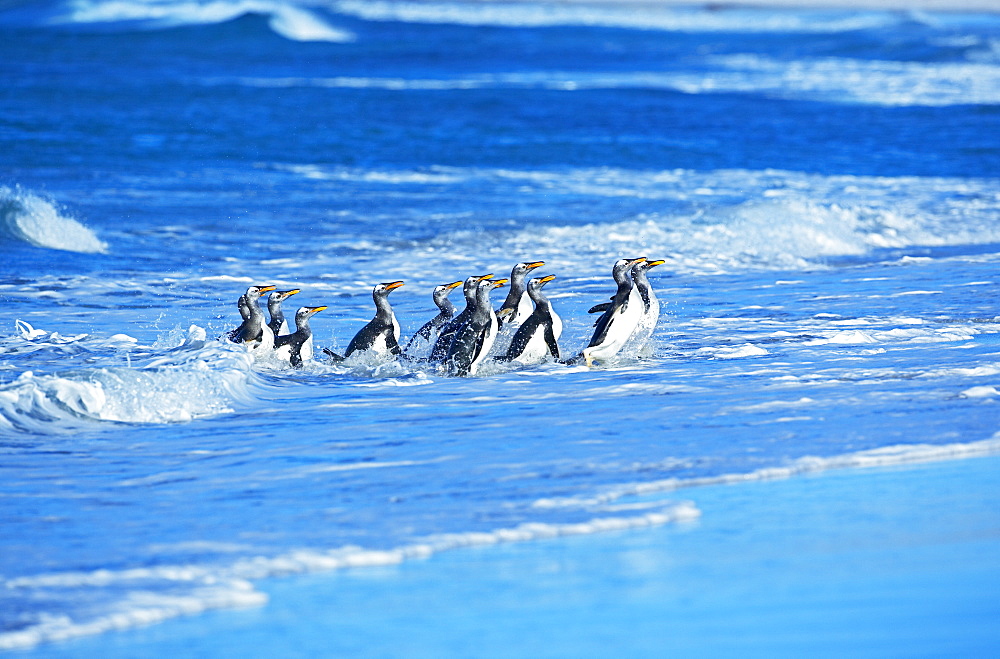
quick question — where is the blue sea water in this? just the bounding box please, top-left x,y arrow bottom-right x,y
1,0 -> 999,653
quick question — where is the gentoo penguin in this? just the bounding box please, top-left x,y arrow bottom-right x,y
491,260 -> 545,357
273,305 -> 326,368
267,289 -> 300,338
404,280 -> 463,359
580,257 -> 646,367
229,284 -> 276,350
444,277 -> 508,376
626,258 -> 666,354
500,274 -> 561,365
328,281 -> 405,362
428,273 -> 493,363
496,261 -> 545,328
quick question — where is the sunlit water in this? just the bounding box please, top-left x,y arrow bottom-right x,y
1,0 -> 999,651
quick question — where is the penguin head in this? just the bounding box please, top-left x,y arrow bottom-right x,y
295,305 -> 327,321
433,280 -> 463,297
246,284 -> 277,298
612,257 -> 645,282
528,274 -> 556,291
511,260 -> 545,281
374,281 -> 405,297
464,273 -> 493,298
269,289 -> 300,304
431,281 -> 463,307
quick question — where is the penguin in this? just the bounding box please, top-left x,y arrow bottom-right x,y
579,257 -> 646,367
491,260 -> 545,357
273,306 -> 326,368
496,261 -> 545,328
428,273 -> 493,363
229,284 -> 276,350
626,258 -> 666,354
444,277 -> 508,376
328,281 -> 405,362
267,289 -> 300,338
404,280 -> 463,360
499,274 -> 561,365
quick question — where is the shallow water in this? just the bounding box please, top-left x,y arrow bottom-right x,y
1,0 -> 999,650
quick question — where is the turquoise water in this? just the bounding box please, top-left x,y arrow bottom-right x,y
1,0 -> 999,652
29,455 -> 1000,657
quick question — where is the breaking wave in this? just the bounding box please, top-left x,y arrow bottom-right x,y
0,325 -> 257,433
0,187 -> 107,254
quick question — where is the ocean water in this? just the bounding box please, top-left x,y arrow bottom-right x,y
1,0 -> 999,653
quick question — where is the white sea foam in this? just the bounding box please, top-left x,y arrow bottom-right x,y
0,187 -> 107,254
0,503 -> 697,650
52,0 -> 354,42
533,436 -> 1000,510
220,54 -> 1000,107
331,1 -> 897,33
271,165 -> 1000,276
0,325 -> 256,433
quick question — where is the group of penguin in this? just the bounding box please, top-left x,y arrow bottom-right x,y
227,256 -> 665,376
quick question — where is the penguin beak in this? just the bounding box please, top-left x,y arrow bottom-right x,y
384,281 -> 405,291
286,289 -> 301,296
492,278 -> 509,288
257,285 -> 277,295
628,257 -> 647,266
309,306 -> 327,314
539,274 -> 556,284
476,273 -> 494,281
646,260 -> 666,268
446,281 -> 463,289
526,261 -> 545,269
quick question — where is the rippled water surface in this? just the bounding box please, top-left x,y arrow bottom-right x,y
1,0 -> 999,651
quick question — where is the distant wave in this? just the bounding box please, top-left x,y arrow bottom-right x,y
330,0 -> 899,33
272,165 -> 1000,276
0,187 -> 107,254
47,0 -> 354,42
209,52 -> 1000,107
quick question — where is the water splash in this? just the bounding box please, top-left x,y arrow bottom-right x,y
0,187 -> 107,254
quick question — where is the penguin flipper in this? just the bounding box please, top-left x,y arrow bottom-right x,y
323,347 -> 345,362
589,308 -> 617,347
588,302 -> 612,314
544,324 -> 560,360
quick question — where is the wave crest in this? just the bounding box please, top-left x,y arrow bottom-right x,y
0,187 -> 107,254
0,326 -> 256,433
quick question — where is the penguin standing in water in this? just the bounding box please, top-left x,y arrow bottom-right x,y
404,280 -> 463,360
625,258 -> 666,354
499,274 -> 561,365
428,273 -> 493,363
445,277 -> 508,376
229,284 -> 276,350
579,257 -> 646,367
496,261 -> 545,328
491,260 -> 545,356
273,306 -> 326,368
266,289 -> 300,338
326,281 -> 405,362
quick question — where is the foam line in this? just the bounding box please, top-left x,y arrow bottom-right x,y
533,436 -> 1000,510
0,503 -> 698,650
